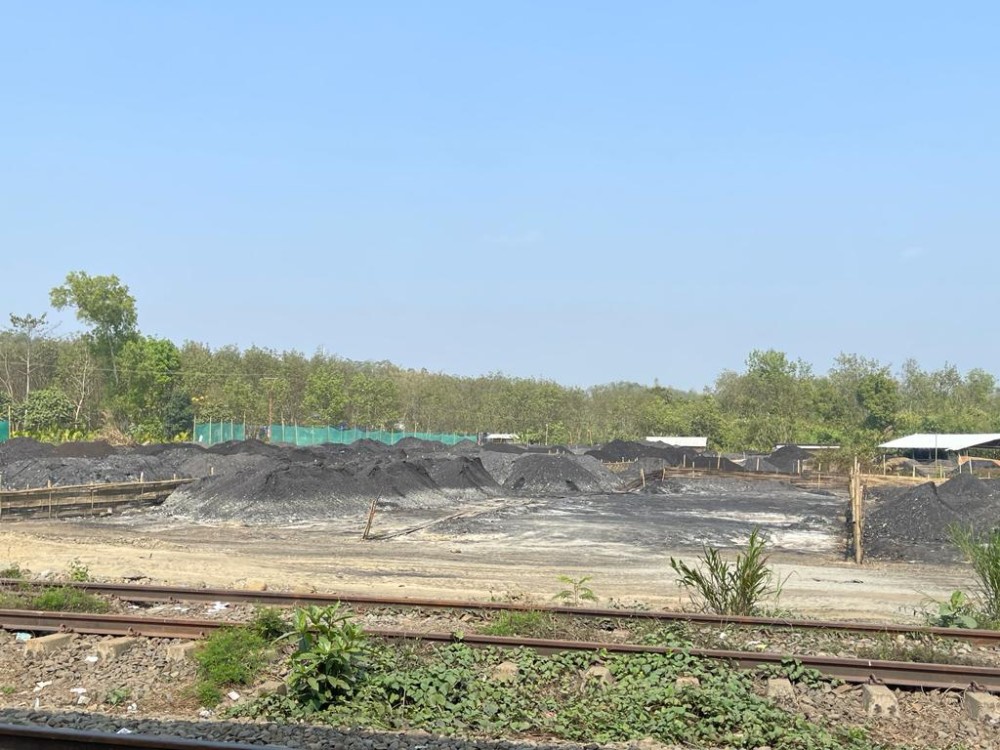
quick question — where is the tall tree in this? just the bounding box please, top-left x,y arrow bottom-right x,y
50,272 -> 138,384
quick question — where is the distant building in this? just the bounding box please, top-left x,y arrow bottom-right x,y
485,433 -> 520,444
879,433 -> 1000,460
645,436 -> 708,451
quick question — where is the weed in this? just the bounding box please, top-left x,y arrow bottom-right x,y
856,635 -> 972,666
104,686 -> 132,706
0,686 -> 15,695
949,525 -> 1000,625
757,658 -> 832,688
669,527 -> 786,616
0,562 -> 23,579
32,586 -> 109,613
195,626 -> 267,687
67,558 -> 90,582
280,604 -> 369,712
194,680 -> 223,707
482,610 -> 556,638
553,575 -> 598,606
250,607 -> 288,640
926,590 -> 979,629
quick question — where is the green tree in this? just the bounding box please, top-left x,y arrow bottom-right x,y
50,272 -> 138,385
116,336 -> 182,438
303,365 -> 348,424
20,387 -> 75,432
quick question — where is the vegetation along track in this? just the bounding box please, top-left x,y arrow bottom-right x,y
4,607 -> 1000,693
6,578 -> 1000,646
0,723 -> 283,750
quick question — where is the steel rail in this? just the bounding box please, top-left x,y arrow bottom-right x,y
0,723 -> 286,750
3,608 -> 999,692
5,578 -> 999,645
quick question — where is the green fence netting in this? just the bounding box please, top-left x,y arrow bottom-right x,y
193,421 -> 476,447
0,421 -> 8,443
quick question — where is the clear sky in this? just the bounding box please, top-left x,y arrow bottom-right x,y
2,2 -> 998,390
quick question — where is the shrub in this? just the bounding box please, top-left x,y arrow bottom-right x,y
482,610 -> 556,637
949,525 -> 1000,625
280,604 -> 369,713
669,528 -> 785,616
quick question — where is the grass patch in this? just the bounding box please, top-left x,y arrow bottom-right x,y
482,610 -> 557,638
856,636 -> 972,666
31,586 -> 110,613
193,625 -> 270,706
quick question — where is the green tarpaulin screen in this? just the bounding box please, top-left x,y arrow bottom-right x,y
0,421 -> 8,443
193,421 -> 476,447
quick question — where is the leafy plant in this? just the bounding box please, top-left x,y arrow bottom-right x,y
68,558 -> 90,582
757,658 -> 831,689
553,575 -> 598,606
949,525 -> 1000,625
280,604 -> 369,713
0,562 -> 23,579
669,528 -> 786,616
104,686 -> 132,706
250,606 -> 289,640
927,590 -> 979,629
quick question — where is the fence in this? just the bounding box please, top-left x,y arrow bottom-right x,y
0,421 -> 7,443
193,420 -> 477,447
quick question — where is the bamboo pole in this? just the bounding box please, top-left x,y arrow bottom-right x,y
362,496 -> 380,540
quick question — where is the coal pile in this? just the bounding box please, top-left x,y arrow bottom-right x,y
500,453 -> 622,494
865,474 -> 1000,562
689,454 -> 745,473
767,445 -> 814,473
163,453 -> 501,525
585,439 -> 696,465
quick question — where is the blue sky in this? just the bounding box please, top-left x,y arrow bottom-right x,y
2,2 -> 998,390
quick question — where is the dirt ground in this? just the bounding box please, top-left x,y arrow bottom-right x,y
0,508 -> 973,624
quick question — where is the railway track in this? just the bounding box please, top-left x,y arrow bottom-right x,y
6,578 -> 1000,645
3,608 -> 1000,692
0,723 -> 284,750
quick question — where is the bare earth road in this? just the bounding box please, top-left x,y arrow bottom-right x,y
0,515 -> 971,623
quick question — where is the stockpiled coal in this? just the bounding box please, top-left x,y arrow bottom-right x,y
585,439 -> 696,465
767,445 -> 814,473
500,453 -> 622,494
865,474 -> 1000,562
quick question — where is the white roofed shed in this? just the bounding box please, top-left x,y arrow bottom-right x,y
879,434 -> 1000,452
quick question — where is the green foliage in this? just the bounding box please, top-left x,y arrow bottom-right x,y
67,558 -> 90,582
757,658 -> 830,689
280,604 -> 370,713
482,610 -> 557,638
927,590 -> 979,629
251,606 -> 289,640
195,626 -> 267,687
0,562 -> 24,579
238,642 -> 873,749
553,575 -> 599,606
19,388 -> 75,432
670,528 -> 786,616
31,586 -> 109,613
50,271 -> 138,385
949,525 -> 1000,625
104,686 -> 132,706
194,681 -> 223,707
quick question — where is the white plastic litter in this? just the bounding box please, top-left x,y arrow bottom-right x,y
116,728 -> 134,735
14,632 -> 31,642
227,691 -> 240,701
85,655 -> 99,663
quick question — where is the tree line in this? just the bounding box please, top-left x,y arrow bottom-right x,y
2,272 -> 999,457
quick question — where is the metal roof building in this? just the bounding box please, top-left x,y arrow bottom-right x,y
879,433 -> 1000,452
